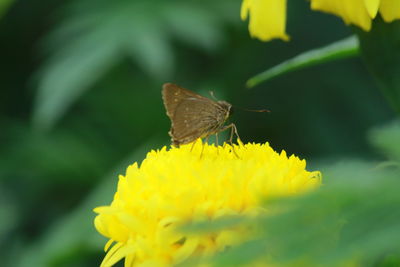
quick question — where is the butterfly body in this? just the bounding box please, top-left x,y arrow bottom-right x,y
162,83 -> 233,146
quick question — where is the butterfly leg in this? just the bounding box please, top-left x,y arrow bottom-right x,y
219,123 -> 240,158
215,133 -> 219,154
190,139 -> 198,152
229,124 -> 240,158
229,123 -> 241,144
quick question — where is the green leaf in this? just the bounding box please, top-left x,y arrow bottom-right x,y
213,239 -> 268,267
162,4 -> 225,51
125,17 -> 174,79
0,0 -> 13,18
246,36 -> 359,88
357,16 -> 400,113
181,216 -> 245,234
14,139 -> 161,267
32,0 -> 234,130
33,31 -> 121,130
189,160 -> 400,267
368,120 -> 400,162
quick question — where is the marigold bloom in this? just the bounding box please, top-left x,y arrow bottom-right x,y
94,142 -> 321,267
241,0 -> 289,41
310,0 -> 400,31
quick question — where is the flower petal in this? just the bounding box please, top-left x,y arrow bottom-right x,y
311,0 -> 372,31
105,239 -> 115,252
379,0 -> 400,22
101,242 -> 133,267
94,142 -> 321,266
364,0 -> 380,18
242,0 -> 289,41
241,0 -> 251,20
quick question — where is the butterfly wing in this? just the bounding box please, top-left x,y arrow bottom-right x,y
162,83 -> 208,119
162,83 -> 228,145
170,98 -> 225,145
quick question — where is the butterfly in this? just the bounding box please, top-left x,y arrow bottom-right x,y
162,83 -> 239,146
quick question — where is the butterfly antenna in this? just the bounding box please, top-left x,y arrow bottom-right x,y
209,91 -> 219,101
233,106 -> 271,113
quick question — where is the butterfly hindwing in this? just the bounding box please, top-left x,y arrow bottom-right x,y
170,98 -> 223,144
162,83 -> 232,146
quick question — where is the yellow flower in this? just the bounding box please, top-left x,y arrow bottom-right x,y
241,0 -> 289,41
310,0 -> 400,31
94,141 -> 321,267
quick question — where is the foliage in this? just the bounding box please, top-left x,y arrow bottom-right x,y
357,17 -> 400,114
246,36 -> 359,88
0,0 -> 399,266
0,0 -> 13,17
247,17 -> 400,115
183,121 -> 400,267
33,0 -> 238,130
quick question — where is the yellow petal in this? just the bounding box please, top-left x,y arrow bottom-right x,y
311,0 -> 373,31
172,237 -> 199,264
364,0 -> 380,18
241,0 -> 250,20
101,242 -> 126,267
94,142 -> 321,266
379,0 -> 400,22
241,0 -> 289,42
105,239 -> 115,252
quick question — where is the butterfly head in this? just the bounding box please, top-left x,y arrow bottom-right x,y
217,100 -> 233,120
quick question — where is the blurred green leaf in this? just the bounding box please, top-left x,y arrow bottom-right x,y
369,120 -> 400,162
33,0 -> 236,130
15,139 -> 161,267
181,121 -> 400,267
0,185 -> 18,244
181,216 -> 245,234
205,162 -> 400,267
357,17 -> 400,113
0,0 -> 13,17
162,4 -> 226,51
33,21 -> 122,131
246,36 -> 359,88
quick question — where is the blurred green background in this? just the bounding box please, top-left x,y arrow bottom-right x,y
0,0 -> 396,266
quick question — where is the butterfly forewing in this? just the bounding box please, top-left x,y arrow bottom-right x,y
162,83 -> 208,119
162,83 -> 231,146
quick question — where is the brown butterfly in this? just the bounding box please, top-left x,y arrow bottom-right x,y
162,83 -> 240,146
